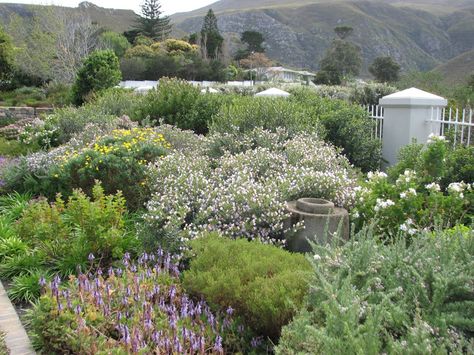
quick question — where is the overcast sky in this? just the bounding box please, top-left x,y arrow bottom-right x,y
0,0 -> 218,15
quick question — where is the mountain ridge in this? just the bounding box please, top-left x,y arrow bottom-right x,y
172,0 -> 474,74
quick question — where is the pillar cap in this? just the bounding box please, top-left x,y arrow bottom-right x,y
379,87 -> 447,107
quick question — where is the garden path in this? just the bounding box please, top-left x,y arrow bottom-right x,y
0,281 -> 35,355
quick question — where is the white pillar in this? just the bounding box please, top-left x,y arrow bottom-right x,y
379,87 -> 447,167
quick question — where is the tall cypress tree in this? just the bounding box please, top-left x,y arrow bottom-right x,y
200,9 -> 223,60
134,0 -> 172,41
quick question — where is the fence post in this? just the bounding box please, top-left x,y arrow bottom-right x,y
379,87 -> 447,167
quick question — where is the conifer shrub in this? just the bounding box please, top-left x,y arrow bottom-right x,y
276,227 -> 474,354
182,234 -> 312,341
72,50 -> 122,105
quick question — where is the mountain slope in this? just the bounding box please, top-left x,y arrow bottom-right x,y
434,50 -> 474,86
173,0 -> 474,74
0,2 -> 136,33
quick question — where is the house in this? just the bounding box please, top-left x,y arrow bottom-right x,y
253,67 -> 317,83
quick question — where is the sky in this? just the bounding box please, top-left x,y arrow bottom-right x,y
0,0 -> 218,15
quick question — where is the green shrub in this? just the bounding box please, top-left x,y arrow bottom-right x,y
320,105 -> 382,172
276,227 -> 474,354
183,234 -> 312,340
211,95 -> 326,137
0,184 -> 139,290
135,78 -> 232,134
49,127 -> 170,209
72,50 -> 122,106
349,82 -> 397,106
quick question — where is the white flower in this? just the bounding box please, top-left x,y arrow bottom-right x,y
352,211 -> 360,219
374,198 -> 395,212
313,254 -> 321,261
427,134 -> 446,144
425,182 -> 441,192
367,171 -> 387,181
448,182 -> 465,193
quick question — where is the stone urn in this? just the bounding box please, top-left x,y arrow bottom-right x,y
284,198 -> 349,252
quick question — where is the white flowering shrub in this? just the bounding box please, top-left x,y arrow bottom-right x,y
143,129 -> 358,251
352,168 -> 473,236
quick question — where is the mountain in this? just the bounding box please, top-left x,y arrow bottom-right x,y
0,1 -> 137,33
434,49 -> 474,86
172,0 -> 474,74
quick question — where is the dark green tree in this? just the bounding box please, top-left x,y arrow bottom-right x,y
317,27 -> 361,82
241,30 -> 265,53
0,26 -> 14,87
72,50 -> 122,105
369,56 -> 401,83
134,0 -> 172,41
334,25 -> 354,40
200,9 -> 223,60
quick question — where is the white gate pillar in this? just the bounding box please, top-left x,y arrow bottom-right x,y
379,87 -> 447,167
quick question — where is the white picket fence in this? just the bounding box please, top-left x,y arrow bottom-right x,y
364,105 -> 384,140
429,107 -> 474,146
365,105 -> 474,147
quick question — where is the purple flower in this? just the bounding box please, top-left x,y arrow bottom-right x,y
213,335 -> 223,353
226,306 -> 234,316
88,253 -> 95,261
38,276 -> 47,287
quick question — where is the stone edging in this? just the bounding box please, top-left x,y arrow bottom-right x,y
0,281 -> 35,355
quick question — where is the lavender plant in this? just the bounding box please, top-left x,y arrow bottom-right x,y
28,251 -> 243,354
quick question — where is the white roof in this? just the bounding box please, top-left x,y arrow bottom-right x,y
200,87 -> 220,94
119,81 -> 158,89
255,88 -> 291,97
380,87 -> 447,107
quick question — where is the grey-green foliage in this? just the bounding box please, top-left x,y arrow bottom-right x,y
276,227 -> 474,354
210,95 -> 327,138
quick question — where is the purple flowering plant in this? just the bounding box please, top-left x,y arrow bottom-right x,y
28,250 -> 248,354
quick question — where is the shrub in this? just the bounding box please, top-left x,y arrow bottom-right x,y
21,89 -> 141,148
210,95 -> 326,137
349,82 -> 397,105
183,234 -> 312,341
319,105 -> 382,172
276,227 -> 474,354
9,127 -> 169,209
143,128 -> 357,252
72,50 -> 122,105
135,78 -> 232,134
389,137 -> 474,188
124,44 -> 156,58
27,251 -> 242,354
353,170 -> 472,237
49,127 -> 170,209
0,184 -> 138,285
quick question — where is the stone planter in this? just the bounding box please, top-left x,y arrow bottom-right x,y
285,198 -> 349,252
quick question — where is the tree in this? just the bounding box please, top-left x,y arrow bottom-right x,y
7,8 -> 100,84
317,27 -> 361,83
240,52 -> 273,81
99,31 -> 131,58
0,26 -> 14,86
241,30 -> 265,53
72,50 -> 122,105
334,26 -> 353,40
200,9 -> 223,60
369,56 -> 401,83
314,63 -> 342,85
134,0 -> 172,41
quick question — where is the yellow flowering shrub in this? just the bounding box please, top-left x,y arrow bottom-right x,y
49,128 -> 171,209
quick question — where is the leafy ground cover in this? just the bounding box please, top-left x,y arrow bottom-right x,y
0,331 -> 8,355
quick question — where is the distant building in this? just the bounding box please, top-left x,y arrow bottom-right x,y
253,67 -> 317,83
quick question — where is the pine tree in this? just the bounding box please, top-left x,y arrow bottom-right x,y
134,0 -> 172,41
200,9 -> 223,60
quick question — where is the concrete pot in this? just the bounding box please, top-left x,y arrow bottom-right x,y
285,198 -> 349,252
